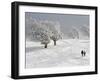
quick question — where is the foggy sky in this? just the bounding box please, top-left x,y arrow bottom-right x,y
25,12 -> 89,39
26,12 -> 89,31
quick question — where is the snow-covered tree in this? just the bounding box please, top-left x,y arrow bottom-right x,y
50,31 -> 62,45
72,25 -> 89,39
71,26 -> 79,39
48,22 -> 62,45
32,20 -> 63,47
32,27 -> 51,48
80,25 -> 89,38
39,20 -> 62,45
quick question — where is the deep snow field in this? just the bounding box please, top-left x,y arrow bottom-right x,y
25,39 -> 90,68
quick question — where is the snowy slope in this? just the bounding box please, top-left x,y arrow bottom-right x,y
25,39 -> 90,68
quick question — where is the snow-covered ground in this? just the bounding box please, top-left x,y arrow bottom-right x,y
25,39 -> 90,68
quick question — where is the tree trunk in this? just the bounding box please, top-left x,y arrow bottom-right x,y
44,44 -> 47,48
54,40 -> 56,46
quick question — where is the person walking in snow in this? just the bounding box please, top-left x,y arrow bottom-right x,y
81,50 -> 84,57
83,51 -> 86,56
81,50 -> 86,57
